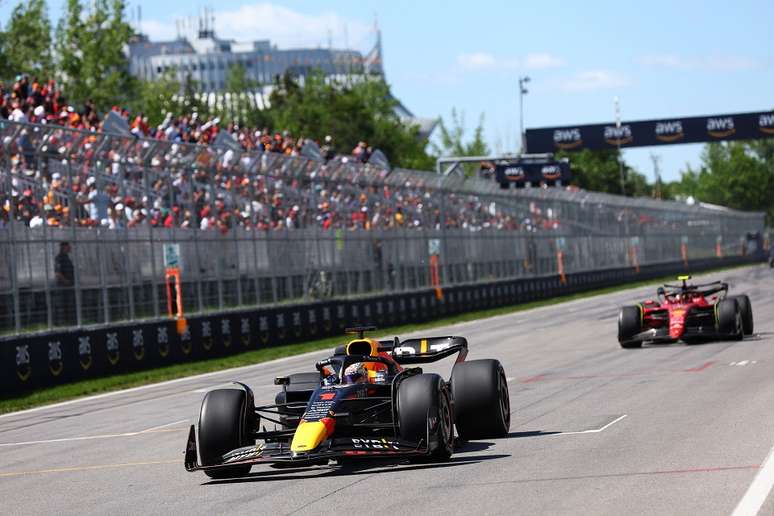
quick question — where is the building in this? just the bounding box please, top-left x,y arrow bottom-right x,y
127,13 -> 436,138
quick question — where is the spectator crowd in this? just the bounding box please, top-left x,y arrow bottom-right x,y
0,74 -> 569,234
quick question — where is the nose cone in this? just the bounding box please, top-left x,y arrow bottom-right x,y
290,419 -> 334,454
669,309 -> 687,339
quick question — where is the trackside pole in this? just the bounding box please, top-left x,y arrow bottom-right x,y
556,250 -> 566,285
165,266 -> 187,335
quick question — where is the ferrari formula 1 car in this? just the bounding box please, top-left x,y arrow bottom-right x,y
184,327 -> 511,478
617,275 -> 753,348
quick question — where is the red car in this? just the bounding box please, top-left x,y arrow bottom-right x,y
618,275 -> 753,348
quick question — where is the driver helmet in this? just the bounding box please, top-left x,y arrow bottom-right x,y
343,362 -> 367,384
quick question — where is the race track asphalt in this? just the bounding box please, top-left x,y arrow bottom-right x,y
2,264 -> 774,516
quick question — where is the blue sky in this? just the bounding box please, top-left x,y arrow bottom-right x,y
2,0 -> 772,181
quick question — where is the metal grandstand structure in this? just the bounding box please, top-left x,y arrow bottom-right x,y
0,120 -> 766,335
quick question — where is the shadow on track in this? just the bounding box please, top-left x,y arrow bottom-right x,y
506,430 -> 562,438
202,454 -> 510,486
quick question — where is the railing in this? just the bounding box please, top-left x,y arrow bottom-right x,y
0,120 -> 766,335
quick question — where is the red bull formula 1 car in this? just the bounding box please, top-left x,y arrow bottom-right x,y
618,275 -> 753,348
185,327 -> 510,478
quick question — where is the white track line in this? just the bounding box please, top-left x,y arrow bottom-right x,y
553,414 -> 628,436
731,443 -> 774,516
138,419 -> 188,433
0,419 -> 189,447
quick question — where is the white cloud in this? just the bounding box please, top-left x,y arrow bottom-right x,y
140,3 -> 373,51
456,51 -> 564,72
638,54 -> 759,71
558,70 -> 629,92
524,53 -> 566,69
457,52 -> 499,70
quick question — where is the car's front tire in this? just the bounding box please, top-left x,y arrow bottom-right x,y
198,387 -> 255,479
618,305 -> 643,348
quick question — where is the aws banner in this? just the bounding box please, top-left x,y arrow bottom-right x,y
525,110 -> 774,153
493,159 -> 571,186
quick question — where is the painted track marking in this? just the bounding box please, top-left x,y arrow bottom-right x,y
731,442 -> 774,516
0,459 -> 179,478
552,414 -> 627,436
0,420 -> 188,447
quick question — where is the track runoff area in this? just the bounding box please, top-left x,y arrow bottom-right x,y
1,264 -> 774,515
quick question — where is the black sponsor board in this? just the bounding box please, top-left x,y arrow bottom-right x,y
0,254 -> 760,394
494,159 -> 572,188
526,110 -> 774,153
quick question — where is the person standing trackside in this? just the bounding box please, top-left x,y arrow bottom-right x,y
54,241 -> 75,325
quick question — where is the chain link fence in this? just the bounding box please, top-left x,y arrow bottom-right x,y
0,120 -> 766,335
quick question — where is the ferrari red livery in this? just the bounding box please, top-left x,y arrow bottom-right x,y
618,275 -> 753,348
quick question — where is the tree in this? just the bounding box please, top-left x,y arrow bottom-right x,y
130,70 -> 184,127
55,0 -> 136,111
3,0 -> 53,79
54,0 -> 84,95
430,109 -> 489,176
268,72 -> 434,170
672,141 -> 774,222
559,149 -> 650,197
223,63 -> 273,129
432,109 -> 489,157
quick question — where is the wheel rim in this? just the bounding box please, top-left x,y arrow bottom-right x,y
439,392 -> 453,448
498,371 -> 511,430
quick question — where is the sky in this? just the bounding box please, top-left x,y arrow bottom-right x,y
1,0 -> 773,182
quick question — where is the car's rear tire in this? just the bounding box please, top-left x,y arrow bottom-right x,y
397,374 -> 453,461
451,359 -> 510,440
732,295 -> 753,336
618,305 -> 643,348
199,387 -> 255,478
717,298 -> 742,340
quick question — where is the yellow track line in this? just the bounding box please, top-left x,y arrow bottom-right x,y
0,459 -> 179,478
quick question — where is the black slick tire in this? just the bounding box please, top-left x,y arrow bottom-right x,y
618,306 -> 643,348
717,298 -> 742,341
451,359 -> 510,440
198,388 -> 254,479
732,295 -> 753,336
397,374 -> 453,461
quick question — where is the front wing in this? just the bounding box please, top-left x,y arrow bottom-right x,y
630,323 -> 731,343
184,425 -> 430,473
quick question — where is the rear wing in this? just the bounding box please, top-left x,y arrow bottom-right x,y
389,336 -> 468,364
332,335 -> 468,364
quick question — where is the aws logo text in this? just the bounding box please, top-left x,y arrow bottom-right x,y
655,121 -> 684,142
604,125 -> 633,145
707,117 -> 735,138
502,166 -> 525,180
541,165 -> 562,180
553,129 -> 582,149
759,113 -> 774,134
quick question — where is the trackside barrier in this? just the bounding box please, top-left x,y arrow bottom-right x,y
0,254 -> 762,396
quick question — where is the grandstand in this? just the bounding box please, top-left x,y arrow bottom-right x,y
0,117 -> 764,335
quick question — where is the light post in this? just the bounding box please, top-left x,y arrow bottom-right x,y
614,96 -> 625,196
519,76 -> 530,153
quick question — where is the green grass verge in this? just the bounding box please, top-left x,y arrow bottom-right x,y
0,261 -> 757,415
